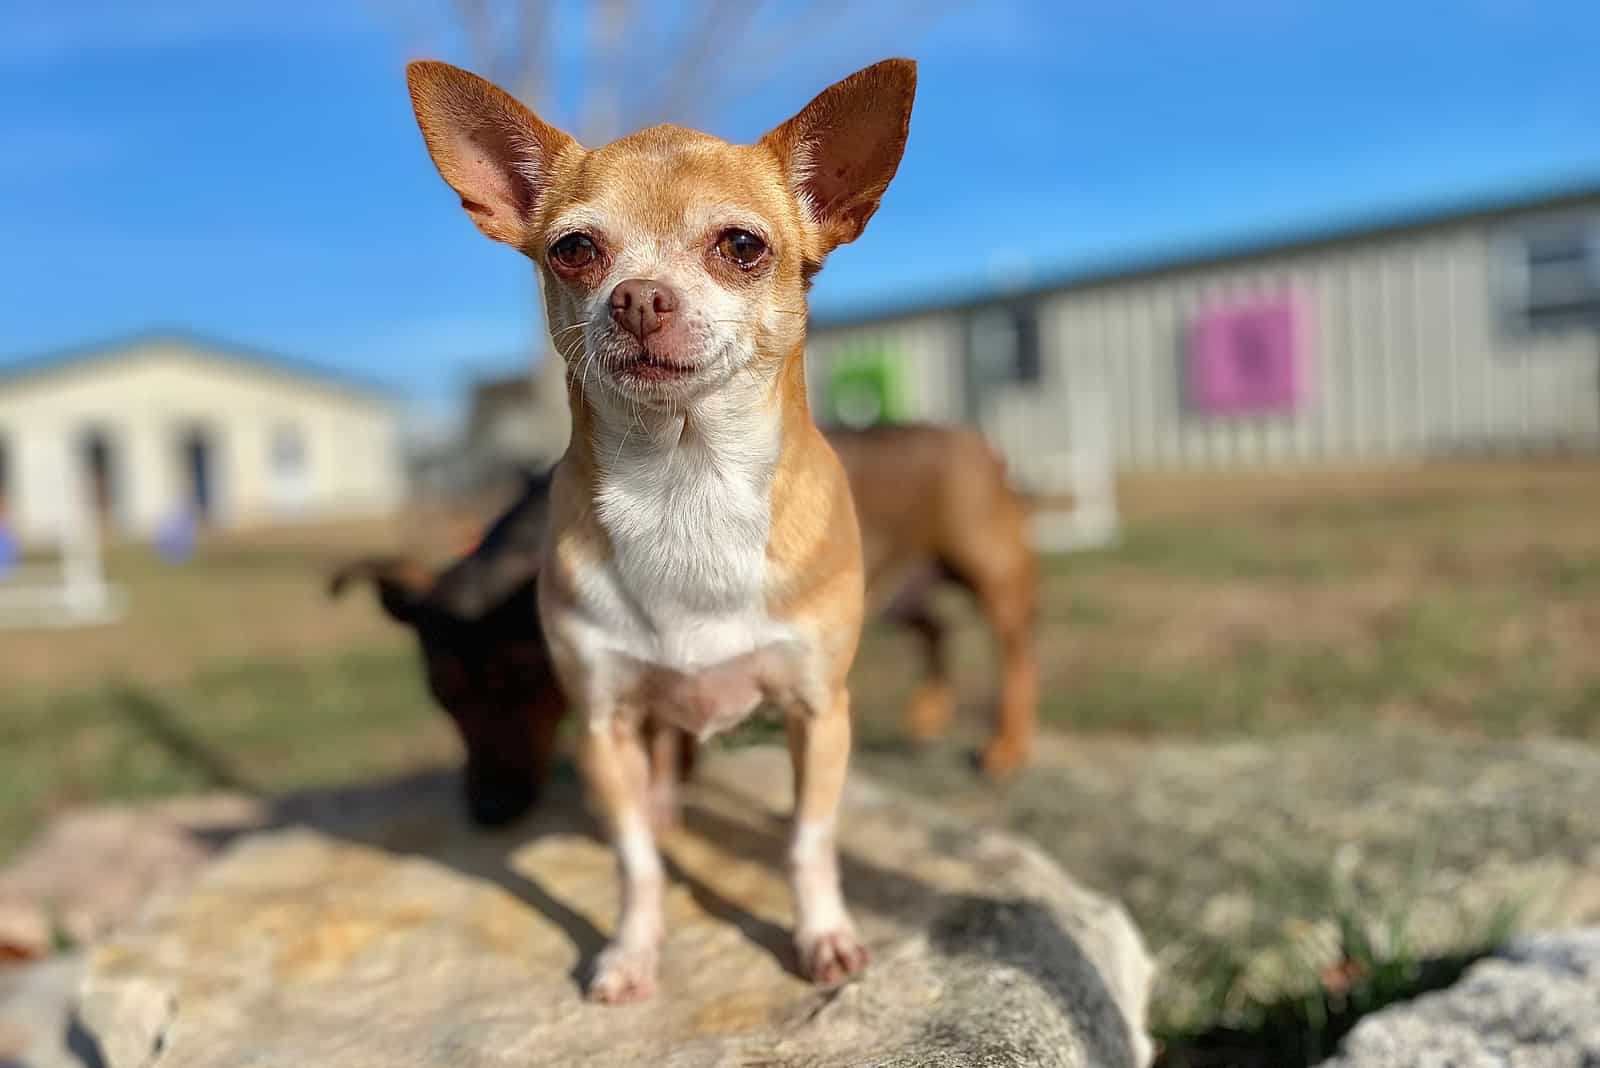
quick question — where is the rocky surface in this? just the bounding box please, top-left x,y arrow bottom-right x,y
0,952 -> 98,1068
0,772 -> 479,960
0,795 -> 267,958
9,725 -> 1600,1052
1326,929 -> 1600,1067
854,728 -> 1600,1033
73,747 -> 1154,1068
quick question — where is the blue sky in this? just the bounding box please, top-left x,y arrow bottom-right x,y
4,1 -> 1598,434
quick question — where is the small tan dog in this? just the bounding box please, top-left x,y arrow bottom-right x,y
330,424 -> 1037,829
406,59 -> 916,1001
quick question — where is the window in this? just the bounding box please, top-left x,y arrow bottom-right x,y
1503,218 -> 1600,331
268,425 -> 310,515
968,303 -> 1042,386
271,426 -> 306,474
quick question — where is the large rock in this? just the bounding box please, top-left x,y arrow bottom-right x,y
75,747 -> 1154,1067
0,953 -> 99,1068
1326,929 -> 1600,1068
0,773 -> 473,958
0,795 -> 266,957
855,730 -> 1600,1032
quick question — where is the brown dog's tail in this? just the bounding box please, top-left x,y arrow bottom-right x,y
327,555 -> 436,624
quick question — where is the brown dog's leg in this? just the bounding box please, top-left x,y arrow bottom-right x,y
970,556 -> 1038,777
983,587 -> 1038,776
944,534 -> 1038,777
900,604 -> 955,742
786,688 -> 867,984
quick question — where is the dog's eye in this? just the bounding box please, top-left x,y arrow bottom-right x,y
715,229 -> 768,268
550,233 -> 597,270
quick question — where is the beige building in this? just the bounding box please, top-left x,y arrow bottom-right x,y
0,332 -> 404,544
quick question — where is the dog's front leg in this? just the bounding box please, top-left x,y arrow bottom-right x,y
644,719 -> 683,834
786,688 -> 867,984
581,712 -> 664,1003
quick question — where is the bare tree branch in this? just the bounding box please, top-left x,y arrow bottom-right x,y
577,0 -> 633,143
451,0 -> 501,79
510,0 -> 554,113
418,0 -> 969,140
647,0 -> 768,128
712,0 -> 965,116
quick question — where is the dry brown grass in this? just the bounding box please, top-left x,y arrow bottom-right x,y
863,458 -> 1600,741
0,496 -> 504,695
3,459 -> 1598,859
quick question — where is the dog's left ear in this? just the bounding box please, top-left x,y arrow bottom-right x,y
328,556 -> 434,626
761,58 -> 917,255
406,60 -> 579,249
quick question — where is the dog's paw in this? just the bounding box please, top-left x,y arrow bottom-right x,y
978,737 -> 1028,778
796,926 -> 869,985
902,681 -> 955,742
587,942 -> 659,1004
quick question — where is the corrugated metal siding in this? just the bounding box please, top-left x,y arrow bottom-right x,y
808,203 -> 1600,478
804,314 -> 965,422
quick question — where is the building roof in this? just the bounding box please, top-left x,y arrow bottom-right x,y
0,328 -> 398,402
811,177 -> 1600,332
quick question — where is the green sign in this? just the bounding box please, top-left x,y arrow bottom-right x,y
825,342 -> 903,428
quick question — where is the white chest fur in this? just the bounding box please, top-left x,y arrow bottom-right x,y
574,392 -> 798,676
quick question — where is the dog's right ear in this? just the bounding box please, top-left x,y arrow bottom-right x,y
761,58 -> 917,257
405,61 -> 578,248
328,556 -> 434,626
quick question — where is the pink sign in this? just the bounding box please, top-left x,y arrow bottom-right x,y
1187,292 -> 1311,415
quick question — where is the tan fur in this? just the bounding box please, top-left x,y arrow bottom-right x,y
333,422 -> 1037,839
833,425 -> 1038,774
406,58 -> 916,1003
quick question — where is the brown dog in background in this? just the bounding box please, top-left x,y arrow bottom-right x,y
331,424 -> 1036,827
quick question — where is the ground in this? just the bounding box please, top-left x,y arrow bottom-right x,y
2,460 -> 1598,1063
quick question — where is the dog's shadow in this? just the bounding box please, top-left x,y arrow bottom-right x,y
185,764 -> 612,986
155,761 -> 1137,1067
176,763 -> 801,985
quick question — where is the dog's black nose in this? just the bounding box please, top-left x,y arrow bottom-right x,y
609,278 -> 677,341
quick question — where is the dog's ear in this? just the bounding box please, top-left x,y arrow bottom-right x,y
328,556 -> 434,626
405,61 -> 579,249
761,59 -> 917,256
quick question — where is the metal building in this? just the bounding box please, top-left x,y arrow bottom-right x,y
806,182 -> 1600,491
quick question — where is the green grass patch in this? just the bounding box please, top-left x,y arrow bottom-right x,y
1156,902 -> 1519,1067
0,647 -> 450,861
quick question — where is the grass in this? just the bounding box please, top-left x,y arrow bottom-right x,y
1013,467 -> 1600,740
2,459 -> 1598,1060
1155,901 -> 1519,1068
0,650 -> 455,857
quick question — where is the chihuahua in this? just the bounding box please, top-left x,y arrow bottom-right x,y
406,59 -> 916,1001
331,423 -> 1038,836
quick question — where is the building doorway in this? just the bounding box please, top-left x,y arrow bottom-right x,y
0,432 -> 10,520
178,428 -> 217,522
80,428 -> 119,525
